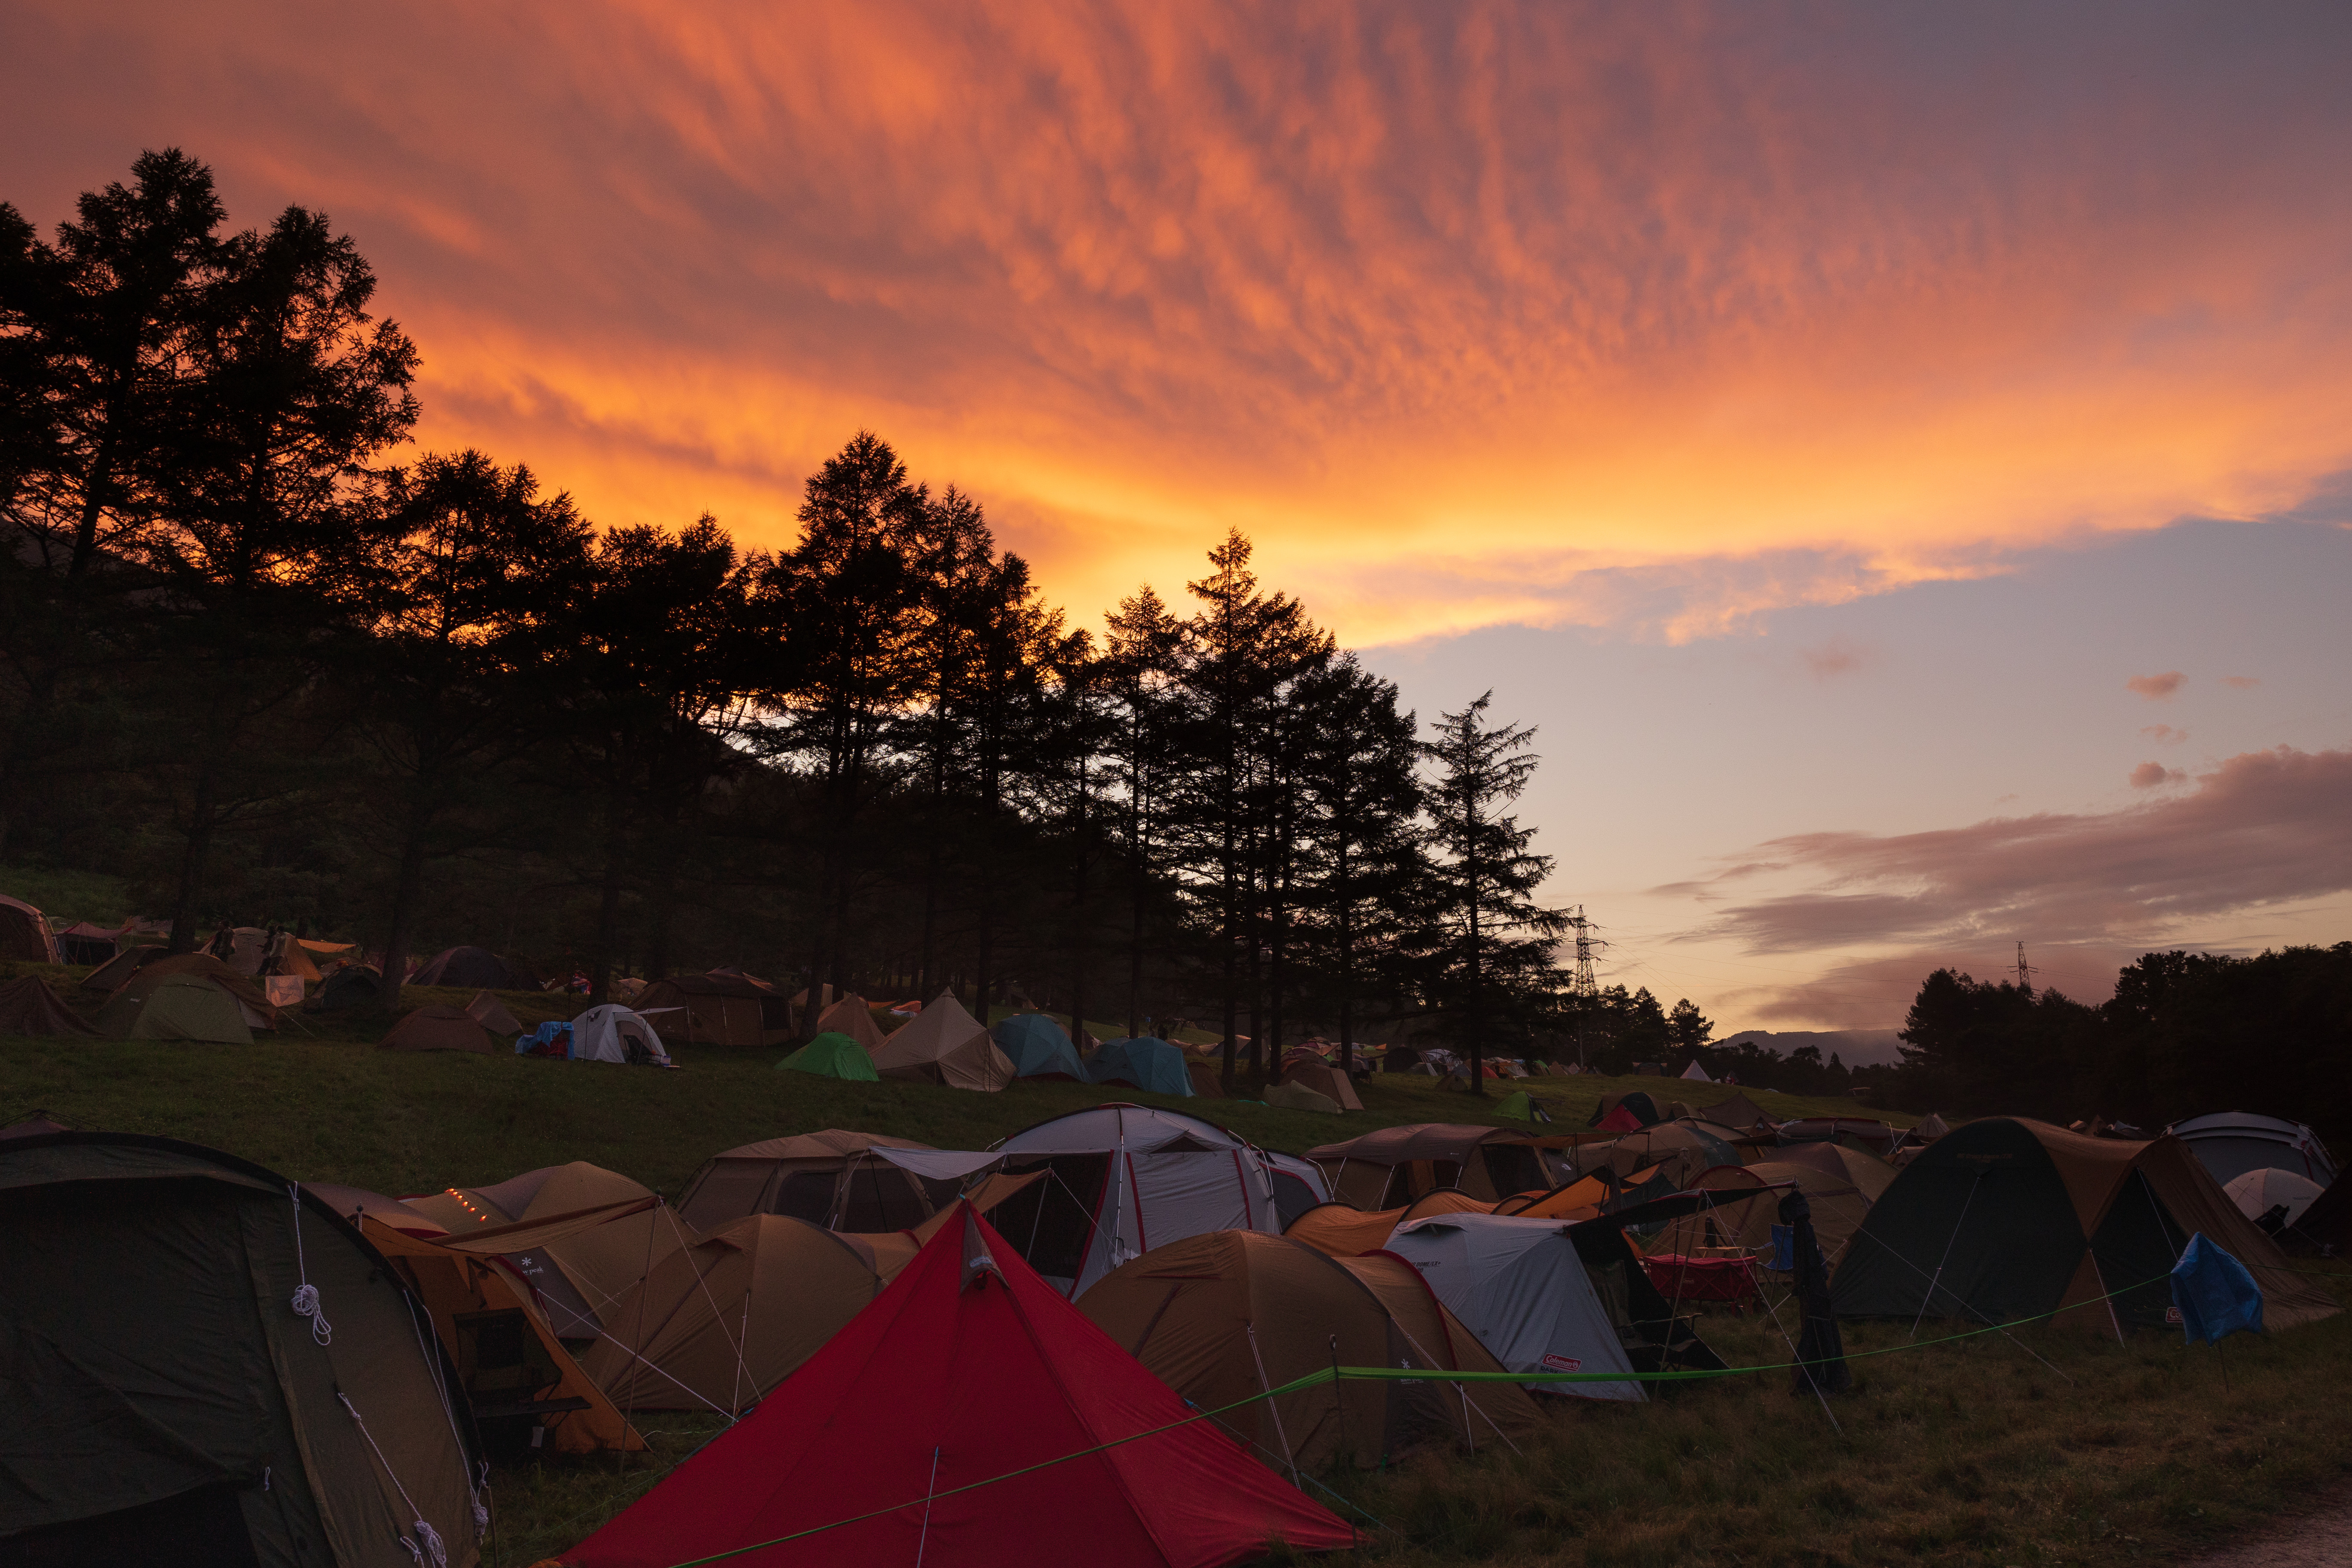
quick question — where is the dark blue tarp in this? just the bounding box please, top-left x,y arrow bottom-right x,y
2170,1232 -> 2264,1344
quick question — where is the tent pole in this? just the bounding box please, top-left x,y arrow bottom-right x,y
914,1445 -> 943,1568
1911,1171 -> 1985,1341
1248,1324 -> 1301,1487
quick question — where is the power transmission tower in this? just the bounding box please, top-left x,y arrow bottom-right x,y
1564,906 -> 1606,1069
2014,941 -> 2037,992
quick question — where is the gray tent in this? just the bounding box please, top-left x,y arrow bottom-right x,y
0,1133 -> 484,1565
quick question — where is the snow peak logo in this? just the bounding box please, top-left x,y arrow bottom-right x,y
2165,1306 -> 2184,1325
1540,1354 -> 1582,1373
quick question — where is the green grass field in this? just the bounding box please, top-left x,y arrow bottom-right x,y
8,965 -> 2348,1566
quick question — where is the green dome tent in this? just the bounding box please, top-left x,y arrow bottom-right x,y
778,1031 -> 880,1081
1495,1089 -> 1554,1123
94,974 -> 254,1043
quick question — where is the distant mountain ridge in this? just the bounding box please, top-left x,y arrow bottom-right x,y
1720,1028 -> 1907,1068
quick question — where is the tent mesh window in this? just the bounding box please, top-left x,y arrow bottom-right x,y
990,1155 -> 1112,1283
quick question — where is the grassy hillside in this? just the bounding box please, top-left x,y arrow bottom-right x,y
0,970 -> 1890,1196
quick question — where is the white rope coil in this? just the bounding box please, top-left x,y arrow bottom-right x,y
288,1185 -> 332,1345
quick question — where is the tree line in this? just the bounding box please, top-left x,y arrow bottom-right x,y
1888,944 -> 2352,1145
2,149 -> 1686,1092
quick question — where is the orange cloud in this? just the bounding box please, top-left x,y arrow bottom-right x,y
2127,672 -> 2185,700
10,1 -> 2352,640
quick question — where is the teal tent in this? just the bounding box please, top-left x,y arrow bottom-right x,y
1085,1037 -> 1193,1097
778,1032 -> 879,1081
995,1014 -> 1087,1081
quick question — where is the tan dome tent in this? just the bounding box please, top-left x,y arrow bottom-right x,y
1307,1123 -> 1552,1210
580,1214 -> 904,1414
633,972 -> 792,1047
1695,1093 -> 1774,1133
379,1004 -> 497,1054
0,976 -> 97,1036
674,1129 -> 944,1233
0,1133 -> 483,1566
814,991 -> 888,1054
1277,1057 -> 1363,1110
1264,1078 -> 1342,1114
1834,1118 -> 2340,1337
464,989 -> 524,1036
1077,1230 -> 1544,1476
0,893 -> 65,965
869,990 -> 1016,1090
405,1162 -> 685,1339
1770,1139 -> 1898,1199
94,973 -> 255,1043
1338,1251 -> 1550,1450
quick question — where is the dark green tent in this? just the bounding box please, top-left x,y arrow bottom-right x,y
1831,1117 -> 2338,1337
0,1133 -> 485,1565
778,1031 -> 880,1081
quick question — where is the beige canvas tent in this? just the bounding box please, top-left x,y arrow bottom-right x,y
465,989 -> 524,1035
404,1161 -> 686,1339
579,1214 -> 903,1413
815,992 -> 888,1054
1076,1229 -> 1545,1475
1265,1079 -> 1342,1114
79,942 -> 163,993
378,1004 -> 496,1054
1278,1057 -> 1364,1111
1307,1123 -> 1552,1208
634,973 -> 792,1047
674,1130 -> 943,1233
869,991 -> 1015,1090
0,894 -> 64,965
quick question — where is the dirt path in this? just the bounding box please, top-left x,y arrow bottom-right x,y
2186,1498 -> 2352,1565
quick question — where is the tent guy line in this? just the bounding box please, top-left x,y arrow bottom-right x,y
650,1264 -> 2189,1568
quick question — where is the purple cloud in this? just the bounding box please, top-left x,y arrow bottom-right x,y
2127,671 -> 2185,700
1671,745 -> 2352,956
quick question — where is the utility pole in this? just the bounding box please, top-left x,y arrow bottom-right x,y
2014,941 -> 2037,993
1565,906 -> 1605,1069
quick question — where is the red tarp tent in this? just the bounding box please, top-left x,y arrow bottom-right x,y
562,1206 -> 1355,1568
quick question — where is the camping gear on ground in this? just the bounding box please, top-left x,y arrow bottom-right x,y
1265,1079 -> 1341,1114
1782,1189 -> 1853,1396
0,975 -> 97,1036
465,988 -> 524,1036
1078,1229 -> 1545,1478
1590,1090 -> 1664,1129
310,961 -> 388,1012
2168,1112 -> 2338,1188
93,972 -> 255,1043
2170,1233 -> 2265,1344
1832,1118 -> 2339,1337
994,1011 -> 1089,1080
355,1202 -> 648,1458
54,921 -> 119,965
986,1104 -> 1283,1296
814,992 -> 888,1054
632,972 -> 793,1047
0,893 -> 66,968
405,1161 -> 684,1339
570,1004 -> 674,1065
518,1020 -> 573,1057
1278,1056 -> 1363,1110
1645,1161 -> 1876,1275
1307,1123 -> 1551,1210
2224,1167 -> 2324,1230
411,945 -> 525,989
0,1132 -> 483,1566
1640,1253 -> 1761,1307
778,1029 -> 878,1080
1086,1035 -> 1196,1096
580,1213 -> 906,1414
378,1003 -> 498,1054
1261,1148 -> 1332,1226
557,1206 -> 1354,1568
1384,1211 -> 1645,1399
1285,1189 -> 1499,1258
870,990 -> 1016,1090
675,1129 -> 946,1232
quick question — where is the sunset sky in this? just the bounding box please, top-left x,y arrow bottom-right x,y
9,2 -> 2348,1038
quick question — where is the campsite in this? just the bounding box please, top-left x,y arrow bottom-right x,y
5,946 -> 2352,1567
